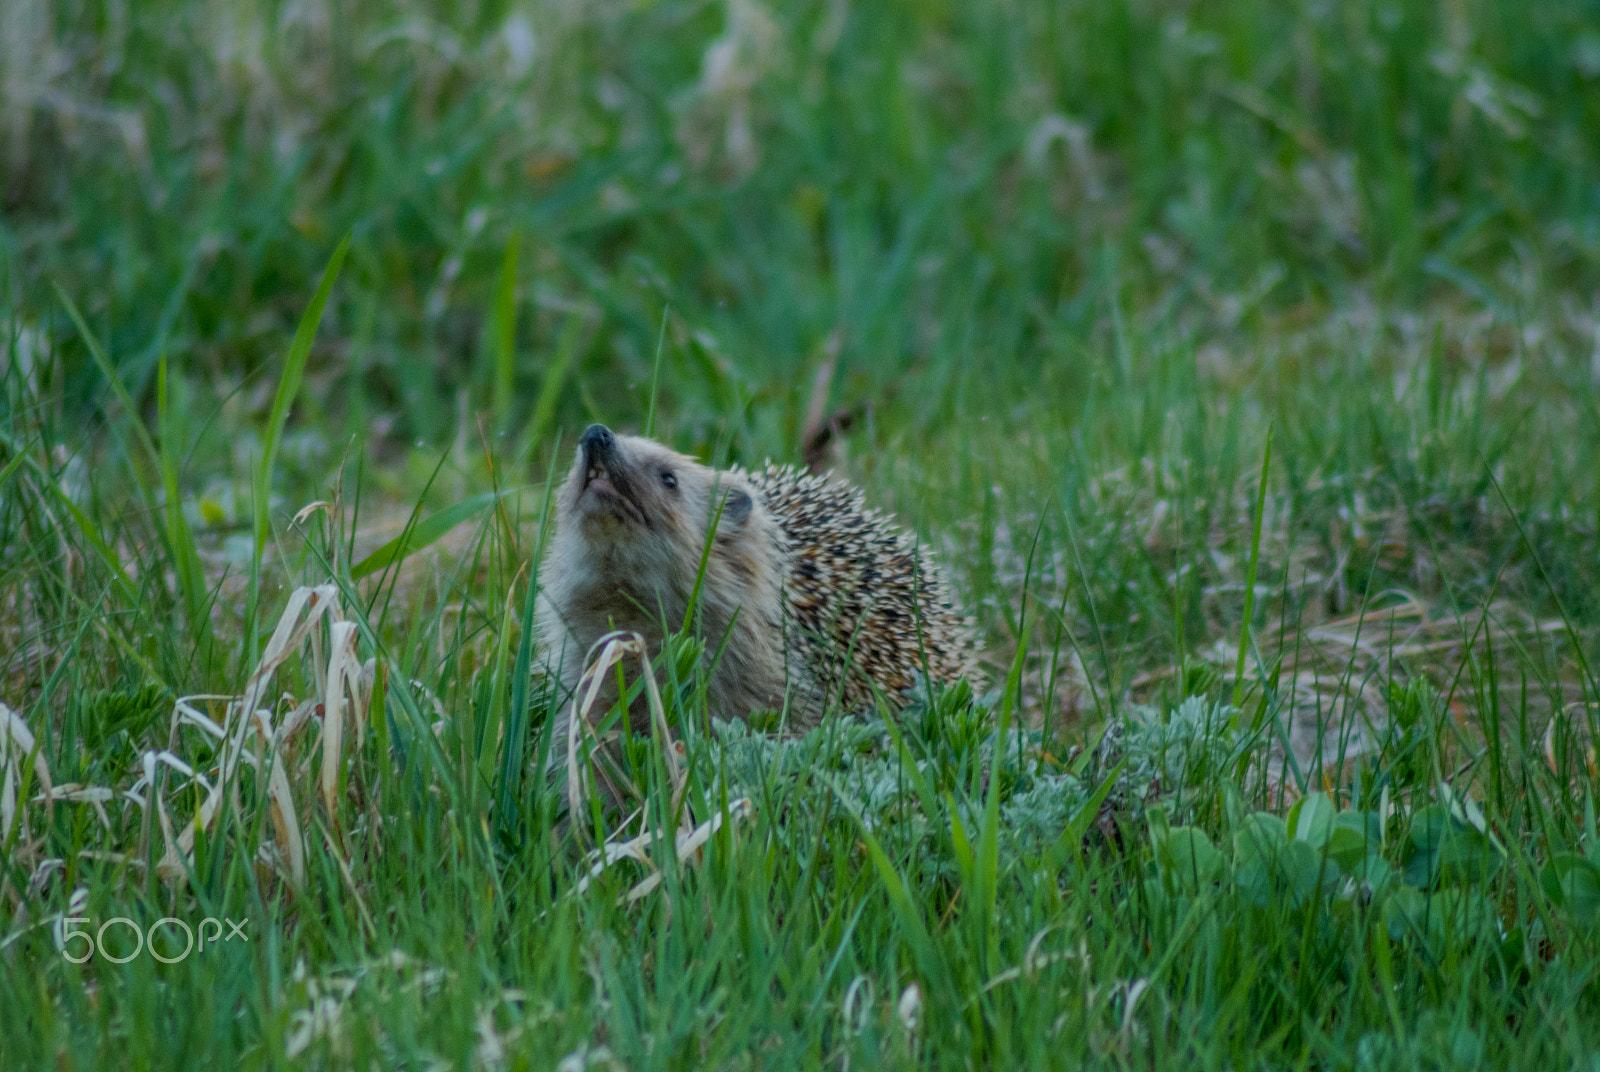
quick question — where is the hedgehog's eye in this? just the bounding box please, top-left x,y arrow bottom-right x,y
660,470 -> 677,489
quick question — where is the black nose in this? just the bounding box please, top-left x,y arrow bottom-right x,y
579,423 -> 615,462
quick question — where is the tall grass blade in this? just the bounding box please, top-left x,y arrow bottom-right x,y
349,489 -> 516,580
1233,422 -> 1272,711
645,306 -> 668,439
52,283 -> 160,474
493,234 -> 519,430
158,353 -> 208,631
526,312 -> 584,450
498,444 -> 562,841
247,233 -> 351,656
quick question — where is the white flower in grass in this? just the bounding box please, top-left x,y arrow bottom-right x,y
897,982 -> 922,1033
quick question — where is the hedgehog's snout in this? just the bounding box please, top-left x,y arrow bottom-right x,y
574,423 -> 649,527
580,423 -> 619,486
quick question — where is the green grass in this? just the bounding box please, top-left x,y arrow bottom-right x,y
3,0 -> 1600,1067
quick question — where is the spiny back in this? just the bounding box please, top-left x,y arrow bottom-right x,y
745,463 -> 977,715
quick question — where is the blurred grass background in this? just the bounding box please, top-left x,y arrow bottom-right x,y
4,0 -> 1600,1068
6,0 -> 1599,716
6,0 -> 1598,450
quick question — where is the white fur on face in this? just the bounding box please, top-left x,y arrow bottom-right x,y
536,432 -> 797,735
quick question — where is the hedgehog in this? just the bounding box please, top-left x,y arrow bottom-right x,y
536,424 -> 977,738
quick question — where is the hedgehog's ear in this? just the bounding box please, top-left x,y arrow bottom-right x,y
718,487 -> 753,531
